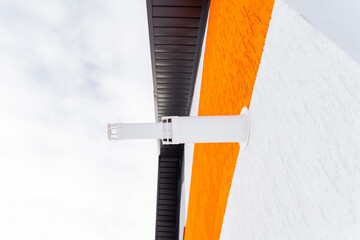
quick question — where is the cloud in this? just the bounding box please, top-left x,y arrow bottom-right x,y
0,1 -> 157,239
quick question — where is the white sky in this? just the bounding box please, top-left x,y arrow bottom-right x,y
0,1 -> 159,239
284,0 -> 360,63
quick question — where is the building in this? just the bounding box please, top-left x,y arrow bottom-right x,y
144,0 -> 360,239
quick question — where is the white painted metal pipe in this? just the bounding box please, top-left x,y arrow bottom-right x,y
108,107 -> 250,148
107,122 -> 163,140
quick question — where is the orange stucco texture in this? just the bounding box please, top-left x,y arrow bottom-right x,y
184,0 -> 274,239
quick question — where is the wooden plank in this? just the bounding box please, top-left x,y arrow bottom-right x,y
154,27 -> 198,37
156,59 -> 194,67
159,172 -> 178,177
153,7 -> 202,18
158,111 -> 187,116
157,226 -> 177,232
157,83 -> 191,89
158,199 -> 178,206
159,183 -> 178,189
160,161 -> 179,167
157,220 -> 177,227
160,167 -> 180,173
157,237 -> 175,240
157,91 -> 189,96
157,104 -> 188,110
157,95 -> 188,100
155,44 -> 196,53
159,112 -> 187,116
158,209 -> 177,216
156,66 -> 193,73
159,104 -> 186,111
159,188 -> 178,195
156,52 -> 195,60
158,110 -> 187,116
156,86 -> 190,93
160,158 -> 180,163
158,107 -> 188,113
153,17 -> 200,28
155,36 -> 197,45
157,231 -> 176,238
159,195 -> 178,200
157,95 -> 189,101
152,0 -> 203,7
156,72 -> 192,78
157,172 -> 179,178
157,87 -> 190,92
158,101 -> 187,107
157,206 -> 177,213
157,215 -> 177,222
158,105 -> 188,111
156,78 -> 192,84
157,103 -> 189,108
157,96 -> 189,101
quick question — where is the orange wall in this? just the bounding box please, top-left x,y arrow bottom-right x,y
184,0 -> 274,239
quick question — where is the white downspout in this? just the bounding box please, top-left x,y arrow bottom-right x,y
108,107 -> 250,149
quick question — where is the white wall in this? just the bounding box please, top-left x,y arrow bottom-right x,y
221,0 -> 360,239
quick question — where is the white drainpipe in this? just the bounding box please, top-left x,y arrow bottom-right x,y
108,107 -> 250,149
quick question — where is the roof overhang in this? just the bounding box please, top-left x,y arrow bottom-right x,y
146,0 -> 210,239
147,0 -> 210,121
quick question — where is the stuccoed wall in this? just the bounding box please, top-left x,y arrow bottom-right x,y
221,0 -> 360,239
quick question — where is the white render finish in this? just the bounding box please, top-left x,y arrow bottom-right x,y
108,107 -> 250,147
220,1 -> 360,239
